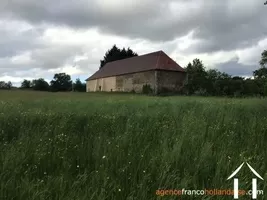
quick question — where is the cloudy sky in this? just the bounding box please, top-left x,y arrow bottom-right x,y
0,0 -> 267,86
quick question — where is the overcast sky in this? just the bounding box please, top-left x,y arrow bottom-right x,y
0,0 -> 267,85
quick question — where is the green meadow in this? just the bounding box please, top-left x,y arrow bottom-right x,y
0,90 -> 266,200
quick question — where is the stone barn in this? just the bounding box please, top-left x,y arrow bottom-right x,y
85,50 -> 187,94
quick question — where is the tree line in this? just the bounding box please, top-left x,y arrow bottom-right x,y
183,50 -> 267,97
0,73 -> 86,92
0,81 -> 12,90
1,46 -> 267,97
21,73 -> 86,92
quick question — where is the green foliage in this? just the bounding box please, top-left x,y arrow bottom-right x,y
184,50 -> 267,97
253,67 -> 267,79
21,79 -> 31,89
50,73 -> 72,92
264,81 -> 267,96
184,59 -> 209,94
0,91 -> 266,200
100,45 -> 138,68
31,78 -> 50,91
0,81 -> 12,90
142,84 -> 153,94
73,78 -> 86,92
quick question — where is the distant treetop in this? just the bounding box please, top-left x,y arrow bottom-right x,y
100,45 -> 138,69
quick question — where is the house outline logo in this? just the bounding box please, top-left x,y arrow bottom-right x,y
227,162 -> 264,199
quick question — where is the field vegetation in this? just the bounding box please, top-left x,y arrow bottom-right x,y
0,90 -> 266,199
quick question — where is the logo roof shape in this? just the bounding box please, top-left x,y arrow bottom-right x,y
227,162 -> 264,180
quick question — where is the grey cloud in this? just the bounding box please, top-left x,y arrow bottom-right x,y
0,41 -> 101,78
31,46 -> 83,69
0,27 -> 44,57
0,0 -> 266,82
0,20 -> 100,77
217,59 -> 258,76
1,0 -> 267,53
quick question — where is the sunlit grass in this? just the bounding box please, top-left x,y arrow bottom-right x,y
0,90 -> 266,199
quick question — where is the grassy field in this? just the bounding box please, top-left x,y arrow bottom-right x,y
0,90 -> 266,200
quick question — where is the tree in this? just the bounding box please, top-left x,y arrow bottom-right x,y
21,79 -> 31,89
6,81 -> 12,89
232,76 -> 244,80
264,81 -> 267,96
182,48 -> 267,96
253,67 -> 267,79
0,81 -> 5,89
206,69 -> 226,95
31,78 -> 50,91
0,81 -> 12,90
259,50 -> 267,67
250,50 -> 267,96
253,50 -> 267,79
73,78 -> 86,92
184,59 -> 208,95
0,81 -> 6,89
243,79 -> 260,96
100,45 -> 138,68
50,73 -> 72,92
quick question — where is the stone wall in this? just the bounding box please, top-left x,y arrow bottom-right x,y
115,71 -> 155,92
157,70 -> 187,93
86,70 -> 187,93
86,76 -> 116,92
86,80 -> 96,92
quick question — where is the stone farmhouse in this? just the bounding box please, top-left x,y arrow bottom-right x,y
85,50 -> 187,94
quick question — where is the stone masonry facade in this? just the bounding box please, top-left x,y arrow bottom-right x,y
86,70 -> 187,94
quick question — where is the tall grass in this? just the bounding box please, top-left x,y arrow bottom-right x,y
0,90 -> 266,199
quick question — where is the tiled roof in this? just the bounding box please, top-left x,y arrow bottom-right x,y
86,50 -> 185,81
